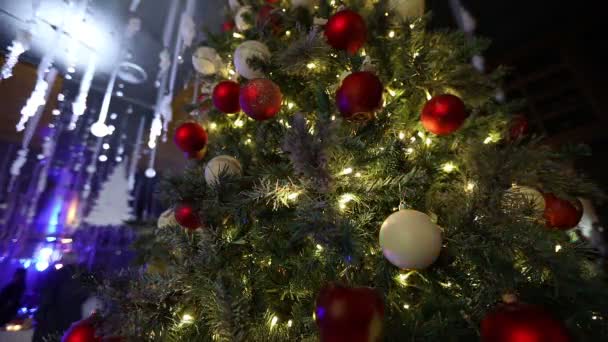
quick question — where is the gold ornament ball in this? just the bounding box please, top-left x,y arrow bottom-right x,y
204,155 -> 242,185
379,209 -> 442,270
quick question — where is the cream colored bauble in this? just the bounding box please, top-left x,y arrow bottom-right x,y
205,155 -> 242,185
379,209 -> 442,269
192,47 -> 222,76
389,0 -> 425,19
507,185 -> 545,212
229,0 -> 242,11
234,40 -> 271,79
235,6 -> 253,31
291,0 -> 318,12
158,208 -> 178,229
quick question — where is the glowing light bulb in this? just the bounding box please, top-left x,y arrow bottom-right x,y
306,62 -> 316,69
270,315 -> 278,329
102,143 -> 110,150
465,182 -> 475,192
442,162 -> 456,173
316,244 -> 323,251
232,32 -> 244,39
287,319 -> 293,327
403,303 -> 410,309
338,194 -> 356,210
285,30 -> 291,37
398,132 -> 406,140
555,244 -> 562,253
145,168 -> 157,178
234,119 -> 245,128
287,192 -> 300,201
287,102 -> 295,109
406,148 -> 415,154
209,122 -> 218,130
90,122 -> 110,137
388,30 -> 395,38
181,314 -> 194,324
52,109 -> 61,115
98,155 -> 108,162
340,167 -> 353,175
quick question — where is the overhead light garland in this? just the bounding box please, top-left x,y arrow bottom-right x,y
1,29 -> 32,80
70,55 -> 97,130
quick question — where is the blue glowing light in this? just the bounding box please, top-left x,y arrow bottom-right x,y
20,259 -> 32,269
46,236 -> 57,242
35,260 -> 49,272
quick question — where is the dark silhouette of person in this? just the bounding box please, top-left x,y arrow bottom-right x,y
0,268 -> 27,327
33,254 -> 90,342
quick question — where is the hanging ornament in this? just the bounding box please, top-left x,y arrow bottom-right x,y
240,78 -> 282,121
257,5 -> 282,34
543,193 -> 583,230
315,284 -> 384,342
174,122 -> 208,159
235,6 -> 254,31
192,47 -> 223,76
61,318 -> 98,342
174,202 -> 202,230
389,0 -> 425,20
336,71 -> 383,121
291,0 -> 318,12
505,185 -> 545,212
379,209 -> 442,269
481,302 -> 572,342
421,94 -> 468,135
213,80 -> 241,113
158,208 -> 178,229
324,10 -> 367,54
234,40 -> 271,79
205,155 -> 243,185
222,19 -> 236,32
509,115 -> 530,140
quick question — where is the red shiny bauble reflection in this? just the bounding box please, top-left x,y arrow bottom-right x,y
509,115 -> 530,140
257,5 -> 281,34
324,10 -> 367,54
174,202 -> 202,230
481,303 -> 572,342
336,71 -> 383,121
174,122 -> 208,159
62,320 -> 99,342
315,284 -> 384,342
222,20 -> 235,32
421,94 -> 468,135
213,80 -> 241,114
239,78 -> 282,121
543,193 -> 583,230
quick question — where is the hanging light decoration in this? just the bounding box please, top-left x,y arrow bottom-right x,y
1,29 -> 32,80
70,55 -> 97,130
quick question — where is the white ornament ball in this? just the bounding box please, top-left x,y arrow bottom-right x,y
234,40 -> 271,79
192,47 -> 222,76
229,0 -> 242,11
291,0 -> 318,12
158,208 -> 178,229
205,155 -> 242,185
507,185 -> 545,212
379,210 -> 442,269
389,0 -> 425,19
235,6 -> 253,31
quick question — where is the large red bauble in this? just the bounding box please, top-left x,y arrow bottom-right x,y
481,303 -> 571,342
336,72 -> 383,121
239,78 -> 282,121
62,319 -> 99,342
174,122 -> 208,159
543,193 -> 582,230
257,5 -> 281,34
315,284 -> 384,342
324,10 -> 367,54
509,115 -> 530,140
174,202 -> 202,230
222,20 -> 235,32
421,94 -> 468,135
213,80 -> 241,114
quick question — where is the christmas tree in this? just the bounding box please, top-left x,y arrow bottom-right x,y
97,1 -> 608,341
86,163 -> 134,226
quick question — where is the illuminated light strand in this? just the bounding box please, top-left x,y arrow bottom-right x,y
1,39 -> 27,80
70,55 -> 97,129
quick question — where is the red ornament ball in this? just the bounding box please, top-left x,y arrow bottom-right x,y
222,20 -> 235,32
543,193 -> 582,230
174,122 -> 208,159
509,115 -> 530,140
239,78 -> 282,121
324,10 -> 367,54
174,202 -> 202,230
336,71 -> 383,121
421,94 -> 468,135
315,284 -> 384,342
481,303 -> 571,342
62,319 -> 99,342
257,5 -> 281,34
213,80 -> 241,114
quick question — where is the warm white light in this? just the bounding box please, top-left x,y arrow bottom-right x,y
285,30 -> 291,37
145,168 -> 157,178
52,109 -> 61,115
234,119 -> 245,128
388,30 -> 395,38
181,314 -> 194,324
465,182 -> 475,192
98,155 -> 108,162
398,132 -> 406,140
232,32 -> 244,39
270,315 -> 279,329
5,324 -> 22,332
442,162 -> 456,173
340,167 -> 353,175
287,102 -> 295,109
91,122 -> 110,137
60,238 -> 73,244
316,244 -> 324,251
306,62 -> 316,70
338,194 -> 356,210
388,88 -> 397,97
555,244 -> 562,253
287,192 -> 299,201
228,69 -> 236,75
287,319 -> 293,328
406,148 -> 415,155
209,122 -> 218,130
425,138 -> 432,146
148,116 -> 162,148
355,172 -> 362,178
403,303 -> 410,309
